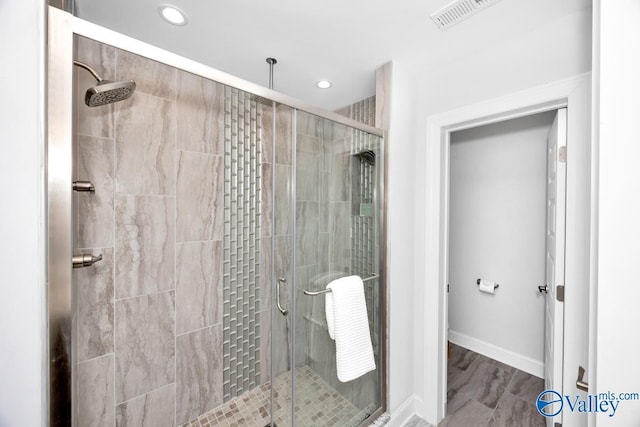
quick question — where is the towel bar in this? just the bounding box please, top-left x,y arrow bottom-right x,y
303,274 -> 380,296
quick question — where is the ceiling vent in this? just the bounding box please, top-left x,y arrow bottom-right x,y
430,0 -> 502,31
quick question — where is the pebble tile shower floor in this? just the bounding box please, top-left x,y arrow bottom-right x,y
183,365 -> 375,426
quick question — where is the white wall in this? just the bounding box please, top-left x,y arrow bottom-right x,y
386,61 -> 419,418
0,1 -> 47,427
405,5 -> 592,424
593,1 -> 640,425
448,112 -> 554,374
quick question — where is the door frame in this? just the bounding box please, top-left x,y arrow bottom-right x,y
418,74 -> 593,425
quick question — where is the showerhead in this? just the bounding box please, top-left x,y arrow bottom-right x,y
85,80 -> 136,107
354,149 -> 376,166
73,60 -> 136,107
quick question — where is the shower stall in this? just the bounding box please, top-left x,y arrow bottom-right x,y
48,8 -> 386,427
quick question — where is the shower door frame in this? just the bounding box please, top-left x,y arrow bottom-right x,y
47,6 -> 387,426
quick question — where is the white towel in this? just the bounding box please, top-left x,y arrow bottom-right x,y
325,275 -> 376,382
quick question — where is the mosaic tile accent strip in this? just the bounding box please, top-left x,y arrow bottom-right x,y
182,366 -> 374,427
222,86 -> 262,402
350,126 -> 379,351
349,96 -> 376,127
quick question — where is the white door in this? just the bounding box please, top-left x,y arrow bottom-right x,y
543,108 -> 567,426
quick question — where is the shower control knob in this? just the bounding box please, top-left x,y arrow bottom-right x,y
538,284 -> 549,294
73,253 -> 103,269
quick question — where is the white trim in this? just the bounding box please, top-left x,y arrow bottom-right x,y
448,331 -> 544,378
386,394 -> 422,427
419,73 -> 593,425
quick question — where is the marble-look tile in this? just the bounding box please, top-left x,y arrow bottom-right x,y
270,304 -> 292,380
260,236 -> 272,311
296,152 -> 320,201
75,36 -> 115,138
114,92 -> 176,195
440,399 -> 493,427
117,49 -> 176,100
317,233 -> 330,279
275,104 -> 293,165
115,292 -> 175,403
259,309 -> 272,383
176,151 -> 223,242
274,164 -> 292,236
75,248 -> 114,361
176,72 -> 224,154
295,201 -> 319,267
77,355 -> 114,427
329,202 -> 351,269
322,118 -> 349,142
296,111 -> 320,137
175,240 -> 222,335
76,135 -> 114,249
447,357 -> 506,414
297,134 -> 321,154
487,392 -> 546,427
507,370 -> 544,403
262,162 -> 273,237
274,235 -> 292,303
473,362 -> 514,410
449,343 -> 490,371
328,148 -> 351,202
115,195 -> 175,298
176,326 -> 223,424
293,266 -> 311,367
261,103 -> 274,163
447,365 -> 463,386
116,383 -> 176,427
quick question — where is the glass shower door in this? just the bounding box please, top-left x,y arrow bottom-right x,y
291,111 -> 384,426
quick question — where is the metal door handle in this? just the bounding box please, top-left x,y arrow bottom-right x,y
538,284 -> 549,294
576,366 -> 589,392
276,277 -> 288,316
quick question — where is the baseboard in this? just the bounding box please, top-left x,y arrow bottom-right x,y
448,330 -> 544,378
386,394 -> 422,427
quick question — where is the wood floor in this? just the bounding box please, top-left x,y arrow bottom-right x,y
404,344 -> 547,427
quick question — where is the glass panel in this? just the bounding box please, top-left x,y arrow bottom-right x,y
269,103 -> 296,427
293,111 -> 383,426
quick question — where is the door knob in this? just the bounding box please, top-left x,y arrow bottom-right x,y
538,284 -> 549,294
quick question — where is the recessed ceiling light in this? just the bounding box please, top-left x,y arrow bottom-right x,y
316,80 -> 332,89
159,5 -> 187,26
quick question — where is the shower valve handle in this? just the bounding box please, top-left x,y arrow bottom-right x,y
72,253 -> 103,269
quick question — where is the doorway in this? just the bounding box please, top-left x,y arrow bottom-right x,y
445,110 -> 564,425
418,74 -> 592,426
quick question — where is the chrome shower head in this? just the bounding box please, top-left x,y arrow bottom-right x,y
84,80 -> 136,107
354,149 -> 376,166
73,60 -> 136,107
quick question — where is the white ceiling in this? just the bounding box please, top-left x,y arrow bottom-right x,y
74,0 -> 591,111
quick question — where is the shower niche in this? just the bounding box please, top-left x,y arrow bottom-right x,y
66,32 -> 384,427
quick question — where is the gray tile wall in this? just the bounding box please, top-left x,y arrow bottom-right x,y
73,36 -> 275,426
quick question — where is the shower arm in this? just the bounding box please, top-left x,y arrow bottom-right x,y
73,60 -> 103,82
266,57 -> 277,90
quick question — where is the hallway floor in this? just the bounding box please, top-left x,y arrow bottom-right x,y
405,344 -> 546,427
